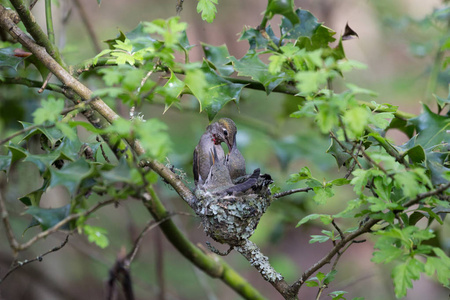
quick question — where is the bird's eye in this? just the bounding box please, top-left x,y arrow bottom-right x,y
223,129 -> 228,136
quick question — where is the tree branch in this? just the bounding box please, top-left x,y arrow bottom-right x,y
9,0 -> 64,66
0,235 -> 69,284
2,76 -> 64,93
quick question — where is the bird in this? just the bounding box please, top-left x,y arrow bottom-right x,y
203,148 -> 234,193
203,148 -> 260,195
215,118 -> 247,181
193,122 -> 226,185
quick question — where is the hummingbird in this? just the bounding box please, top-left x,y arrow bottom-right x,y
193,122 -> 226,185
203,147 -> 260,195
215,118 -> 247,181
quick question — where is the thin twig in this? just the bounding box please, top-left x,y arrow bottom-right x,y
38,72 -> 53,93
126,213 -> 185,265
0,124 -> 54,146
0,193 -> 20,252
29,0 -> 39,10
0,235 -> 69,284
72,0 -> 101,53
17,199 -> 117,251
344,140 -> 363,179
274,187 -> 312,198
329,131 -> 363,169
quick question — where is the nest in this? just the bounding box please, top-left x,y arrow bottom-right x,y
193,174 -> 273,246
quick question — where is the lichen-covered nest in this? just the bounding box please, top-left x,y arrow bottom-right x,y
193,174 -> 273,246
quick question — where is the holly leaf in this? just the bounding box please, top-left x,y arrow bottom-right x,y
326,138 -> 352,169
0,154 -> 12,172
19,180 -> 49,206
5,144 -> 27,164
124,22 -> 156,51
396,136 -> 426,164
20,121 -> 64,148
239,25 -> 281,51
24,151 -> 61,174
229,52 -> 285,94
408,104 -> 450,149
185,60 -> 246,121
202,43 -> 234,76
25,204 -> 71,231
49,159 -> 93,196
281,9 -> 321,40
342,23 -> 359,40
100,158 -> 133,184
160,70 -> 185,113
427,152 -> 450,186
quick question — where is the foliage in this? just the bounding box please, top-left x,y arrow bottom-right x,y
0,1 -> 449,300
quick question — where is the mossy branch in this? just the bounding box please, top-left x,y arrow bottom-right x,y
9,0 -> 64,66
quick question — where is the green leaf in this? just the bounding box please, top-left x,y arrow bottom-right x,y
100,158 -> 132,184
328,291 -> 347,300
424,248 -> 450,286
369,112 -> 395,130
185,61 -> 246,121
312,186 -> 334,204
202,43 -> 234,76
134,119 -> 171,160
280,9 -> 320,40
20,121 -> 64,148
330,178 -> 351,186
239,26 -> 281,50
296,213 -> 332,227
0,46 -> 26,70
309,234 -> 330,243
0,154 -> 12,172
49,159 -> 93,196
83,225 -> 109,248
24,151 -> 61,174
305,280 -> 319,287
25,204 -> 71,231
287,166 -> 312,183
197,0 -> 218,23
343,106 -> 370,137
32,97 -> 65,124
372,237 -> 404,264
326,138 -> 352,169
161,70 -> 185,113
408,104 -> 450,148
392,258 -> 424,298
19,180 -> 49,206
324,269 -> 337,285
5,144 -> 27,164
230,53 -> 285,94
124,22 -> 156,51
295,70 -> 329,95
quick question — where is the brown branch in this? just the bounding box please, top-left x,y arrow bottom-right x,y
273,187 -> 312,198
17,199 -> 116,252
9,0 -> 64,66
0,235 -> 69,284
0,193 -> 20,253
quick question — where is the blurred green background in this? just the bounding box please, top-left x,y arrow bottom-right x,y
0,0 -> 448,299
